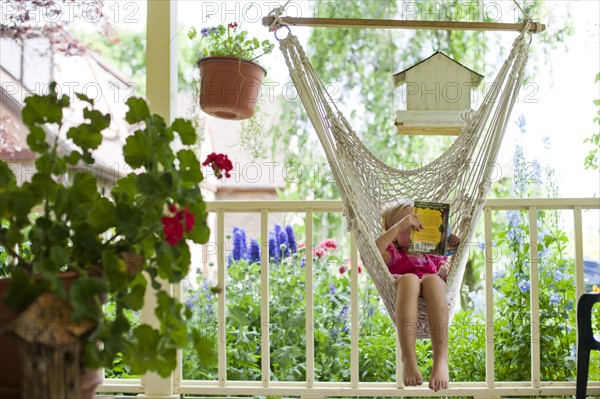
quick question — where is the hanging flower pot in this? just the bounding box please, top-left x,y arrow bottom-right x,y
198,56 -> 267,120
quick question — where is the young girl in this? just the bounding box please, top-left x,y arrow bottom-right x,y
375,198 -> 460,392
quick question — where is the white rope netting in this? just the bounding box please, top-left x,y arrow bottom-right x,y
276,25 -> 531,337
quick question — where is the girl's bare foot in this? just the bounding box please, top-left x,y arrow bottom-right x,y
402,358 -> 423,386
429,359 -> 449,392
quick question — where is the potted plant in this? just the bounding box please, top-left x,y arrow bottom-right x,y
189,22 -> 275,120
0,83 -> 231,398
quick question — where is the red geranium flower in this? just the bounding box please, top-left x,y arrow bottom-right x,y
338,265 -> 348,275
162,204 -> 195,246
228,22 -> 238,29
203,152 -> 233,179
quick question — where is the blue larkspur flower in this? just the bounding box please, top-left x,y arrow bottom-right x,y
329,283 -> 336,296
268,232 -> 280,263
203,281 -> 214,300
232,227 -> 247,261
338,305 -> 349,320
300,257 -> 306,268
549,293 -> 561,305
200,27 -> 211,37
285,225 -> 297,253
565,300 -> 573,311
248,239 -> 260,264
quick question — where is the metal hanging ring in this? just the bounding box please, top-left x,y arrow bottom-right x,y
274,25 -> 291,41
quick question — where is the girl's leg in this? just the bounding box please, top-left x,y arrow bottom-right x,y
395,274 -> 423,386
421,274 -> 449,391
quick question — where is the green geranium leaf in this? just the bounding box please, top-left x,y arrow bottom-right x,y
177,149 -> 202,184
5,187 -> 37,220
125,97 -> 150,123
156,242 -> 190,282
65,151 -> 82,165
26,126 -> 49,152
155,291 -> 188,346
112,173 -> 138,201
186,202 -> 209,244
114,203 -> 143,240
191,328 -> 217,366
76,92 -> 95,105
172,118 -> 196,145
70,276 -> 107,322
83,108 -> 111,132
128,324 -> 177,377
102,248 -> 127,291
0,161 -> 16,190
120,273 -> 147,310
123,131 -> 150,168
136,173 -> 161,196
67,123 -> 103,154
87,197 -> 116,234
49,244 -> 69,267
22,83 -> 69,127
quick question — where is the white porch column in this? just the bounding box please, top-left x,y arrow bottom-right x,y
138,0 -> 178,398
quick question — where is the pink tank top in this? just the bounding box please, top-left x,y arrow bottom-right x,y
386,244 -> 447,278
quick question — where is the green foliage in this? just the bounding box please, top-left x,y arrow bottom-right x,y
189,23 -> 275,63
0,83 -> 214,377
584,72 -> 600,170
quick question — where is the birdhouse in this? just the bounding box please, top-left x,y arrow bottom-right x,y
394,51 -> 484,135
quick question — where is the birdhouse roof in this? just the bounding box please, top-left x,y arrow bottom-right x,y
393,51 -> 484,88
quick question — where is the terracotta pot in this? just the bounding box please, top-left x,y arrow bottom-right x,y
0,272 -> 102,399
198,56 -> 267,120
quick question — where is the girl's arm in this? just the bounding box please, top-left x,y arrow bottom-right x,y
375,214 -> 422,265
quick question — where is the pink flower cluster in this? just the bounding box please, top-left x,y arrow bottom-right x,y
338,258 -> 363,275
162,204 -> 195,246
312,238 -> 339,258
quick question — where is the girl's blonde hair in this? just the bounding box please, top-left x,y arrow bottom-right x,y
381,198 -> 414,231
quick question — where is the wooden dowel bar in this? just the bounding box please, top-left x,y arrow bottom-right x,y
262,17 -> 546,33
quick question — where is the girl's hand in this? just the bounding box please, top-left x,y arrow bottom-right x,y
438,264 -> 449,281
448,234 -> 461,247
395,213 -> 423,232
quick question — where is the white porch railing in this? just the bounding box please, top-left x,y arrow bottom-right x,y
99,198 -> 600,398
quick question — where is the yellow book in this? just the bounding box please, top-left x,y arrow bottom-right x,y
409,201 -> 456,256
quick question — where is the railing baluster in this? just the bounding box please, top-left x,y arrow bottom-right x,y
528,207 -> 541,387
305,210 -> 315,388
260,210 -> 270,387
350,233 -> 359,389
217,209 -> 227,386
484,207 -> 495,388
573,207 -> 584,301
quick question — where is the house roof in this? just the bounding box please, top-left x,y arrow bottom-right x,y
393,51 -> 484,88
0,40 -> 137,184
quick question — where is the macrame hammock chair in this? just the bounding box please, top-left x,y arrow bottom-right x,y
270,18 -> 532,338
